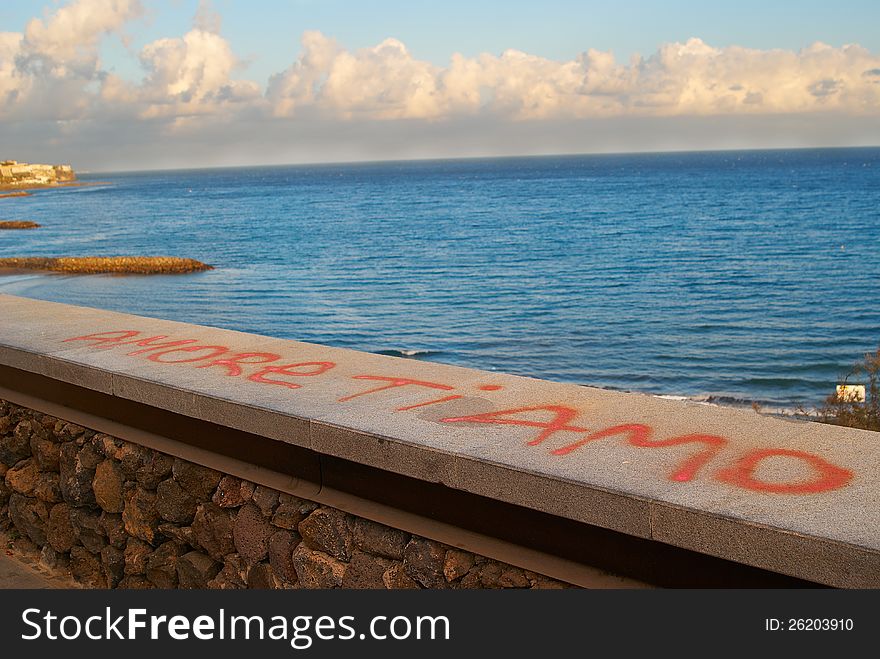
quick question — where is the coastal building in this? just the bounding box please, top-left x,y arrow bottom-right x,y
0,160 -> 76,187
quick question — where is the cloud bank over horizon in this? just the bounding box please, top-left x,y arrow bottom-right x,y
1,0 -> 879,169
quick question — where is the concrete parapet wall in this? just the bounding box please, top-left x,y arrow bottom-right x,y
0,294 -> 877,588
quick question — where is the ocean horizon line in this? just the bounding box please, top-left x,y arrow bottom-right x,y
80,143 -> 880,177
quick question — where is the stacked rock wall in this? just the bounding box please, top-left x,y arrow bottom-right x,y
0,399 -> 569,589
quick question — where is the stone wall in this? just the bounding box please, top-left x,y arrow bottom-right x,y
0,399 -> 569,590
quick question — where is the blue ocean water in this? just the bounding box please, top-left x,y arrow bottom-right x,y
1,148 -> 878,409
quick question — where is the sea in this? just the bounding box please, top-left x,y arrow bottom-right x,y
1,147 -> 878,411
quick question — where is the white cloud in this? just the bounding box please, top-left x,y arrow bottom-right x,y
136,28 -> 261,119
17,0 -> 143,78
0,0 -> 143,120
0,0 -> 259,123
1,1 -> 879,163
267,35 -> 880,120
0,32 -> 29,108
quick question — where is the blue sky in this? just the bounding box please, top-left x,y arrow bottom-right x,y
1,0 -> 878,169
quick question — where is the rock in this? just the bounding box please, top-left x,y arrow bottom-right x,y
0,420 -> 33,465
191,503 -> 235,561
135,452 -> 174,490
212,475 -> 253,508
124,538 -> 153,575
59,442 -> 98,506
268,530 -> 300,585
458,568 -> 482,589
93,459 -> 125,513
70,506 -> 106,553
47,503 -> 77,553
70,546 -> 105,588
117,576 -> 154,589
9,493 -> 49,545
147,541 -> 185,589
0,472 -> 10,507
96,434 -> 123,458
298,507 -> 352,561
101,545 -> 125,588
443,549 -> 475,582
177,551 -> 220,589
116,443 -> 150,481
272,498 -> 314,530
122,487 -> 160,544
207,555 -> 247,590
78,441 -> 103,469
529,575 -> 570,589
475,561 -> 530,588
5,459 -> 38,495
30,432 -> 60,471
352,518 -> 409,560
233,503 -> 273,564
55,422 -> 85,442
291,544 -> 345,589
40,544 -> 70,572
403,538 -> 448,588
38,414 -> 60,431
497,565 -> 531,588
158,523 -> 195,546
382,563 -> 421,589
251,486 -> 279,516
101,513 -> 127,549
343,551 -> 396,589
247,562 -> 275,589
11,535 -> 40,559
155,478 -> 198,524
172,459 -> 221,500
33,472 -> 63,503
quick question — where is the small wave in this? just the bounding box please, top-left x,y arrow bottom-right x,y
374,348 -> 439,359
667,393 -> 765,407
654,393 -> 798,415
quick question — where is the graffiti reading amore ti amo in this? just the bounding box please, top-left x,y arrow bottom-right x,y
63,330 -> 854,496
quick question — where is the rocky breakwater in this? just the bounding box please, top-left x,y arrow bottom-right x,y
0,160 -> 76,189
0,400 -> 569,590
0,257 -> 212,275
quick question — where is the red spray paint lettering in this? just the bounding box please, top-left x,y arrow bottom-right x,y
551,423 -> 726,482
146,345 -> 229,363
248,362 -> 336,389
442,405 -> 589,446
715,448 -> 853,494
339,375 -> 455,403
195,352 -> 282,377
61,329 -> 855,495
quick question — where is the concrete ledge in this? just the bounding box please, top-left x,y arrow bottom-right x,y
1,294 -> 878,587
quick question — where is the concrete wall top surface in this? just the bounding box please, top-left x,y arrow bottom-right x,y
0,294 -> 877,586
